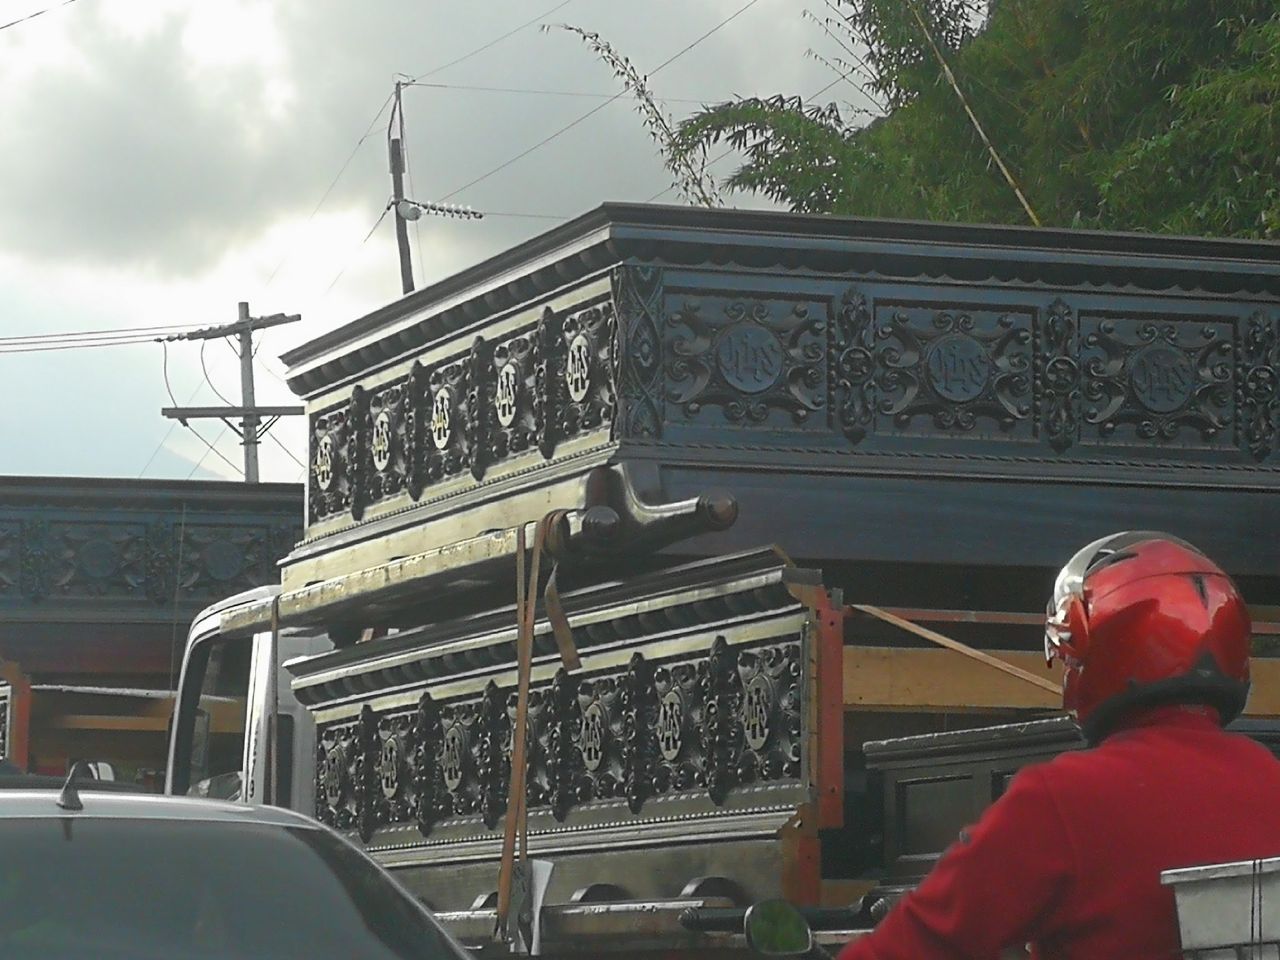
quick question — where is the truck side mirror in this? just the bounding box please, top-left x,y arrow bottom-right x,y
744,900 -> 814,956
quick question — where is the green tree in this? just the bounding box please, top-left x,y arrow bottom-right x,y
663,0 -> 1279,237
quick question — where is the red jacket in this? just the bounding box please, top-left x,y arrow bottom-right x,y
838,707 -> 1280,960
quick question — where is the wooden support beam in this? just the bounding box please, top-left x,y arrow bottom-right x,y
843,647 -> 1280,717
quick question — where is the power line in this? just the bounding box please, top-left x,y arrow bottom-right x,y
404,80 -> 717,105
408,0 -> 574,82
200,339 -> 236,406
260,0 -> 575,296
266,430 -> 306,471
159,341 -> 244,478
436,0 -> 767,204
0,333 -> 186,354
0,320 -> 202,344
0,0 -> 78,33
323,203 -> 391,295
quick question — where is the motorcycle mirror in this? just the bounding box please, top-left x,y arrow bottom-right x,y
744,900 -> 814,956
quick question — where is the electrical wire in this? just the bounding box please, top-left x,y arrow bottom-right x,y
266,431 -> 307,471
408,0 -> 574,83
0,0 -> 78,33
435,0 -> 767,204
0,320 -> 202,344
159,341 -> 245,479
403,81 -> 715,104
200,339 -> 236,406
260,0 -> 574,296
323,202 -> 392,295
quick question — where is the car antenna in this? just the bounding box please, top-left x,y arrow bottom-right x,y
57,761 -> 90,812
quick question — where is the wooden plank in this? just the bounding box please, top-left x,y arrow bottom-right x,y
843,647 -> 1280,717
46,715 -> 170,732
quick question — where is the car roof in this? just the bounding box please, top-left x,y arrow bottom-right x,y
0,789 -> 322,828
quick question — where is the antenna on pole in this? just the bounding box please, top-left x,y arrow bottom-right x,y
387,78 -> 484,297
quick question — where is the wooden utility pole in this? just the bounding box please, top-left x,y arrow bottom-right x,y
161,303 -> 304,483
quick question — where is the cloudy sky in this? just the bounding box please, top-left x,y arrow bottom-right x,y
0,0 -> 848,483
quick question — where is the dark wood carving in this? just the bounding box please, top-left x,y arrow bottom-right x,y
1238,310 -> 1279,461
3,518 -> 291,607
347,386 -> 369,521
309,402 -> 351,522
621,653 -> 655,814
487,329 -> 543,465
612,266 -> 665,439
700,636 -> 744,805
359,378 -> 410,510
356,704 -> 379,842
414,691 -> 445,836
544,668 -> 583,821
312,637 -> 805,839
467,337 -> 491,481
874,307 -> 1032,433
1082,318 -> 1232,444
829,288 -> 876,445
667,298 -> 826,425
535,309 -> 558,460
1036,298 -> 1081,452
477,680 -> 510,829
735,644 -> 802,783
548,301 -> 616,455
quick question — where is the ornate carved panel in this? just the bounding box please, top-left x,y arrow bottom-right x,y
667,298 -> 826,426
0,518 -> 287,606
487,327 -> 544,466
1080,316 -> 1233,446
467,337 -> 491,481
870,305 -> 1033,436
312,636 -> 805,841
612,266 -> 665,438
309,402 -> 352,522
412,352 -> 477,490
829,288 -> 876,445
355,378 -> 411,512
544,301 -> 617,456
1035,299 -> 1082,452
1238,310 -> 1280,461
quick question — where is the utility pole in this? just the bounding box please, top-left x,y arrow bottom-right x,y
160,303 -> 304,483
389,80 -> 415,296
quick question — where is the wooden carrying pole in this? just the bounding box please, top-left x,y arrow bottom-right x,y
852,603 -> 1061,696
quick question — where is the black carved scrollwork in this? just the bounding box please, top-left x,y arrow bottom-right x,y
550,301 -> 616,453
667,298 -> 826,425
612,266 -> 665,438
477,681 -> 510,829
360,378 -> 410,509
1036,299 -> 1081,452
735,644 -> 802,783
1238,310 -> 1279,461
1082,319 -> 1232,443
875,309 -> 1032,432
621,653 -> 654,814
544,668 -> 582,821
309,403 -> 352,522
829,288 -> 876,445
355,704 -> 379,842
536,309 -> 559,460
407,361 -> 428,499
414,691 -> 445,837
467,337 -> 491,481
488,330 -> 542,464
348,386 -> 369,521
700,636 -> 744,806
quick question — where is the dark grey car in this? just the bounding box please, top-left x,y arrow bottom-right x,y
0,786 -> 470,960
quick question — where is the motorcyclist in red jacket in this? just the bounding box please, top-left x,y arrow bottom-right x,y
838,531 -> 1280,960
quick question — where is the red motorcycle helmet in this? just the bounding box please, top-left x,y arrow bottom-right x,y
1044,531 -> 1251,743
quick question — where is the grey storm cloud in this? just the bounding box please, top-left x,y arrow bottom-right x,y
0,0 -> 832,277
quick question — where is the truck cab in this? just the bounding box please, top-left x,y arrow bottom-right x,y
165,586 -> 330,815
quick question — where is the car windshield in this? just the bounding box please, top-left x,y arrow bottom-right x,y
0,817 -> 465,960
